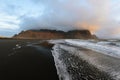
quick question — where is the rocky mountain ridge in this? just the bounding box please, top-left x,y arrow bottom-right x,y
13,29 -> 97,39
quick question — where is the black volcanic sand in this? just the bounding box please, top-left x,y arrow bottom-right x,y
0,40 -> 59,80
58,46 -> 114,80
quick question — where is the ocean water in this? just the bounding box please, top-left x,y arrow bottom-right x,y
52,39 -> 120,80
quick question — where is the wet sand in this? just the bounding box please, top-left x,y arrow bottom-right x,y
60,43 -> 120,80
0,39 -> 59,80
52,43 -> 114,80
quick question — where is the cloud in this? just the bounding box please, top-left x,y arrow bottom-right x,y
19,0 -> 112,36
20,0 -> 98,31
0,0 -> 120,38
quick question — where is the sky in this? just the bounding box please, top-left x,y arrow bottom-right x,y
0,0 -> 120,39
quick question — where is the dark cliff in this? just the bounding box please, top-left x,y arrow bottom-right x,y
13,29 -> 97,39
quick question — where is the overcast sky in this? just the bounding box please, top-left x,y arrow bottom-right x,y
0,0 -> 120,39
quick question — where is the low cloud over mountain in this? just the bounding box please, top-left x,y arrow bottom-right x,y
0,0 -> 120,39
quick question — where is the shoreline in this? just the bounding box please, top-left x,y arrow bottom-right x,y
52,43 -> 114,80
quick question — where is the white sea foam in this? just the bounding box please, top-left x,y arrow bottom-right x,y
65,40 -> 120,58
16,44 -> 21,49
52,44 -> 72,80
51,39 -> 120,80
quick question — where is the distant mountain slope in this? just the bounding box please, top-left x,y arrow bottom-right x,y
0,36 -> 9,39
13,29 -> 97,39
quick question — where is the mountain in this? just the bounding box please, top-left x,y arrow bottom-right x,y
13,29 -> 97,39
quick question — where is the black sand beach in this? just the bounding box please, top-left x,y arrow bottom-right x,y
0,39 -> 59,80
52,43 -> 114,80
